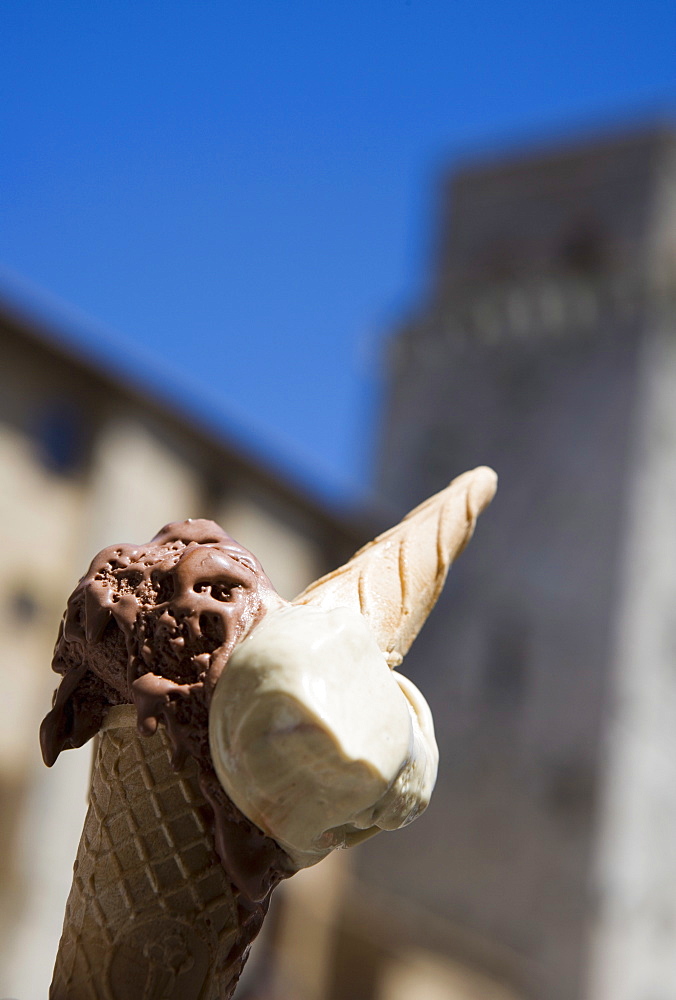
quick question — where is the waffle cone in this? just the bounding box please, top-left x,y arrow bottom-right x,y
294,466 -> 497,666
50,706 -> 260,1000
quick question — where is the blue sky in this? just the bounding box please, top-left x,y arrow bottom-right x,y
1,0 -> 675,506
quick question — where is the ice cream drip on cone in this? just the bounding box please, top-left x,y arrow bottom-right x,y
41,467 -> 496,999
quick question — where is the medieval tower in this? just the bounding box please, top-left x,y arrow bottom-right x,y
362,127 -> 676,1000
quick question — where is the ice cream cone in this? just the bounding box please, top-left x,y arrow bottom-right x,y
49,706 -> 262,1000
294,466 -> 497,666
45,471 -> 497,999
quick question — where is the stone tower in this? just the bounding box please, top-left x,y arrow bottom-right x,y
360,128 -> 676,1000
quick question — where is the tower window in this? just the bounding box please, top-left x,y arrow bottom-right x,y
560,225 -> 605,276
482,615 -> 529,706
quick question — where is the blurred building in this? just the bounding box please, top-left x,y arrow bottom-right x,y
366,126 -> 676,1000
0,300 -> 363,998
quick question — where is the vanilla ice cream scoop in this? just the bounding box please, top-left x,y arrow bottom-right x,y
208,604 -> 438,868
209,468 -> 497,867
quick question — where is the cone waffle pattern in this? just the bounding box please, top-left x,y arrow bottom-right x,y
295,467 -> 497,666
50,709 -> 251,1000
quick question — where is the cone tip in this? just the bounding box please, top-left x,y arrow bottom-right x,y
461,466 -> 498,519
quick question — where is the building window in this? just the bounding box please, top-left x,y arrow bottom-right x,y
32,399 -> 85,475
10,589 -> 39,624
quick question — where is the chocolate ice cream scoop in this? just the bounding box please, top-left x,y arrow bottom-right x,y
41,518 -> 292,901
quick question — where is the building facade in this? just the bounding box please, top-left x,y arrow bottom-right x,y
0,300 -> 362,999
